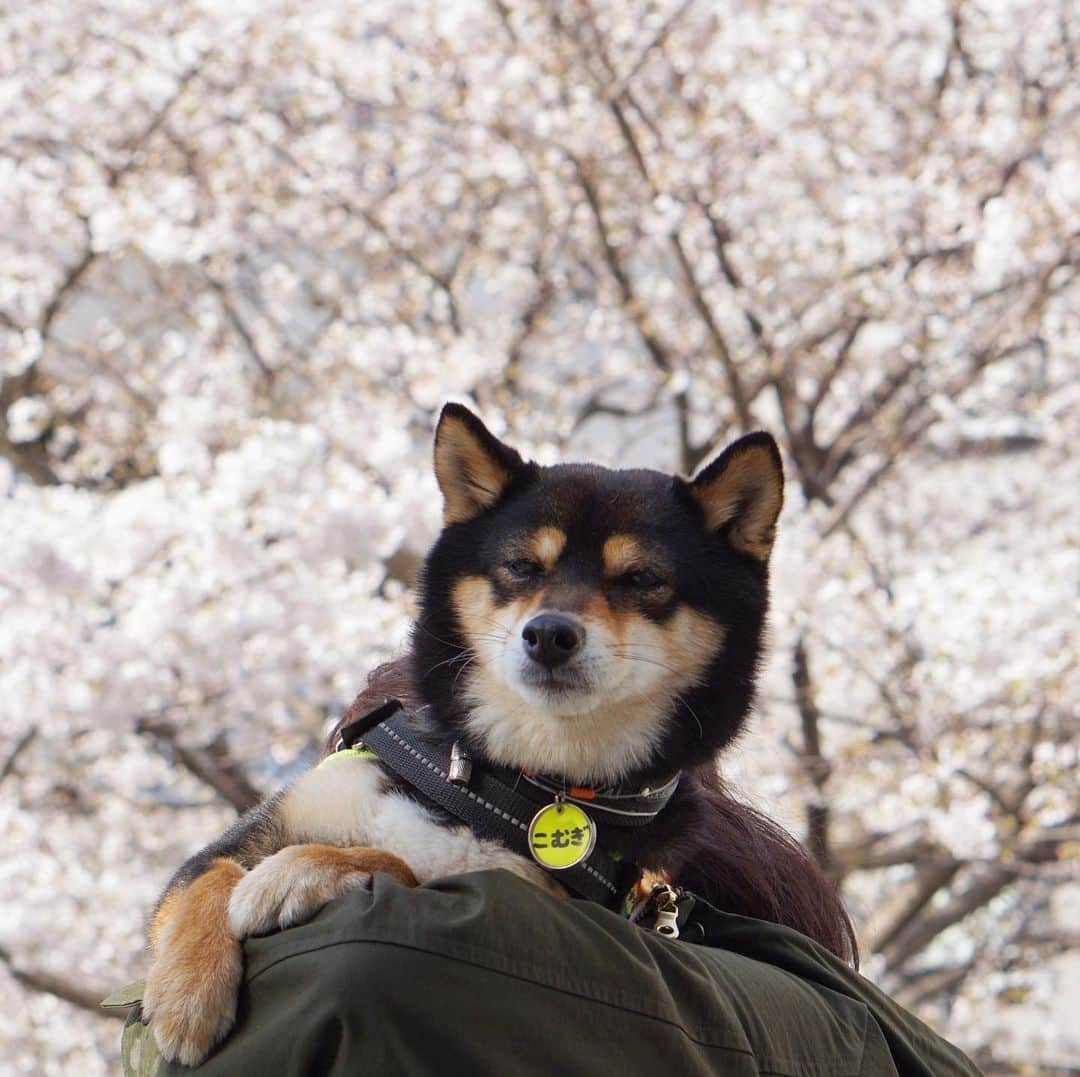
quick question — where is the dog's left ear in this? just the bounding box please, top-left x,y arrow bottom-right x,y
434,403 -> 533,525
688,432 -> 784,560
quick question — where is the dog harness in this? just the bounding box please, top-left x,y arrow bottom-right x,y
332,699 -> 681,909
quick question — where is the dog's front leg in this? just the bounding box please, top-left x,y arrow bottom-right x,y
228,844 -> 418,939
143,858 -> 246,1067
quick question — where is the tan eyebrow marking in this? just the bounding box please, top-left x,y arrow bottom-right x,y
602,534 -> 644,577
530,526 -> 567,569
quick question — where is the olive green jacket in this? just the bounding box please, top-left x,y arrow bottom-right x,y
108,870 -> 982,1076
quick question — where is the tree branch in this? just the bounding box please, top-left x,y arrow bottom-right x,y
0,947 -> 125,1020
792,637 -> 836,882
879,819 -> 1077,970
603,90 -> 755,428
573,158 -> 674,374
863,858 -> 963,956
0,727 -> 37,784
136,717 -> 260,813
357,207 -> 464,335
604,0 -> 698,102
555,11 -> 755,428
204,273 -> 275,389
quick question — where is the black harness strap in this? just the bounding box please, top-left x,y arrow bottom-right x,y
352,702 -> 630,907
338,698 -> 402,748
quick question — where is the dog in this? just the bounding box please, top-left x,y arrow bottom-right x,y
142,402 -> 854,1065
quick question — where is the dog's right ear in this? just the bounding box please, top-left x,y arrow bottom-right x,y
688,432 -> 784,561
434,404 -> 533,525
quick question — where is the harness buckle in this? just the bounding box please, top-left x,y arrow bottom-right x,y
448,741 -> 472,786
651,884 -> 681,938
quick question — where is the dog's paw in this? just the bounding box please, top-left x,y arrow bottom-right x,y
143,860 -> 245,1066
228,845 -> 370,938
228,844 -> 415,939
143,934 -> 243,1066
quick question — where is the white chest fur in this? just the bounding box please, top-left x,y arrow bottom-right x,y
280,755 -> 559,892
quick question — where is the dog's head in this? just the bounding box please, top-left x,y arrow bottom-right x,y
413,403 -> 783,786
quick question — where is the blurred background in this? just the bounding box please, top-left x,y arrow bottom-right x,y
0,1 -> 1076,1073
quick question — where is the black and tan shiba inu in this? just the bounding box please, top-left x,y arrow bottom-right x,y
143,403 -> 854,1065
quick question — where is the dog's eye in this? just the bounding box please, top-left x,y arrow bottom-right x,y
505,558 -> 544,579
625,569 -> 664,590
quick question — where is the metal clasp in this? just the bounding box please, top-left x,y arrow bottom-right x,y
448,741 -> 472,786
651,883 -> 681,939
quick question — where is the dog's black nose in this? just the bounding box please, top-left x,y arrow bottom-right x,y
521,613 -> 585,669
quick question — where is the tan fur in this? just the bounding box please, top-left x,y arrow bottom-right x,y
691,446 -> 783,559
455,574 -> 522,639
585,594 -> 724,672
228,844 -> 417,940
584,591 -> 615,625
660,606 -> 727,683
454,575 -> 507,634
148,887 -> 182,953
584,590 -> 648,640
601,534 -> 645,577
434,414 -> 511,524
530,525 -> 566,569
500,590 -> 546,621
143,859 -> 245,1067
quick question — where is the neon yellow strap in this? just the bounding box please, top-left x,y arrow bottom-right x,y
319,746 -> 378,766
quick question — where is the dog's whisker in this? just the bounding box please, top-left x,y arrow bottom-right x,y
612,650 -> 680,676
471,611 -> 514,635
413,621 -> 467,650
423,649 -> 479,677
450,653 -> 481,690
677,697 -> 706,741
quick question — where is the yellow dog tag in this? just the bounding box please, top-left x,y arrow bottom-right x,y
528,801 -> 596,870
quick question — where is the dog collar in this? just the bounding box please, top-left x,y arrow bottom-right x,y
333,699 -> 675,909
518,770 -> 681,826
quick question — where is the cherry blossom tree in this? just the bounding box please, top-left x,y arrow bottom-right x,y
1,1 -> 1076,1072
